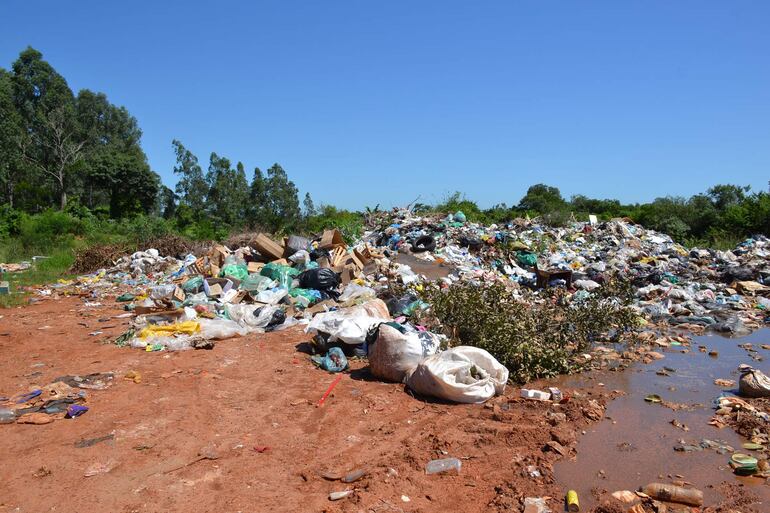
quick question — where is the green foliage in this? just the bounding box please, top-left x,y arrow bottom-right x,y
423,281 -> 637,383
304,205 -> 364,243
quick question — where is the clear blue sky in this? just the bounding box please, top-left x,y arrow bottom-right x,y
2,1 -> 769,210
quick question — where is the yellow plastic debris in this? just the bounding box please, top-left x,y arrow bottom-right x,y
138,321 -> 200,339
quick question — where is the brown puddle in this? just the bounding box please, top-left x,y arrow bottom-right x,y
393,253 -> 452,281
554,328 -> 770,509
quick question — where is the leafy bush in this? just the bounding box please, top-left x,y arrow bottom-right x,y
422,281 -> 637,383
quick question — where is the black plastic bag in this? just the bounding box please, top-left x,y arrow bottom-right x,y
298,268 -> 340,290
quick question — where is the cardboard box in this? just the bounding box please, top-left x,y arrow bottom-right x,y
254,233 -> 285,261
247,261 -> 264,273
319,229 -> 345,250
172,286 -> 185,303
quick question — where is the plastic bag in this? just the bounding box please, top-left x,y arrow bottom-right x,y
516,251 -> 537,267
288,249 -> 310,265
254,287 -> 288,305
367,323 -> 442,382
221,263 -> 249,281
298,268 -> 340,290
197,318 -> 248,339
150,284 -> 176,300
739,366 -> 770,398
338,283 -> 376,304
306,299 -> 390,345
138,321 -> 201,339
406,346 -> 508,404
260,263 -> 300,289
311,347 -> 348,372
182,276 -> 204,293
240,274 -> 277,293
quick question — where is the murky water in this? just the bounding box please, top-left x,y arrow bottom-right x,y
554,329 -> 770,509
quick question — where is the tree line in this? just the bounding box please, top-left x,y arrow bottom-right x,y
0,47 -> 310,231
1,47 -> 769,248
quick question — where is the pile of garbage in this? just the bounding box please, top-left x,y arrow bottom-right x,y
362,209 -> 770,335
40,210 -> 770,403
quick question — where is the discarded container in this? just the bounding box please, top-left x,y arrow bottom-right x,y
329,490 -> 352,501
566,490 -> 579,512
730,453 -> 758,474
0,408 -> 16,424
549,387 -> 563,403
641,483 -> 703,507
521,389 -> 551,401
425,457 -> 462,475
738,366 -> 770,398
523,497 -> 551,513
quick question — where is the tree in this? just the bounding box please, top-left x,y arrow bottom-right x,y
12,47 -> 82,209
75,89 -> 159,215
263,163 -> 300,230
172,140 -> 207,215
204,155 -> 249,226
707,184 -> 750,211
518,184 -> 567,213
247,166 -> 268,227
0,68 -> 23,207
303,192 -> 316,217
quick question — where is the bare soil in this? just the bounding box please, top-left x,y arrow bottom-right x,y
0,295 -> 606,513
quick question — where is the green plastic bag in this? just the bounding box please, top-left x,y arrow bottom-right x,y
221,264 -> 249,281
516,251 -> 537,267
182,275 -> 204,293
241,274 -> 276,292
261,263 -> 300,289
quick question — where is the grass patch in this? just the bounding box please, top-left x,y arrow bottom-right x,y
0,249 -> 75,308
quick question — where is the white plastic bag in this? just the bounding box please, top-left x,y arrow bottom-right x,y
198,318 -> 248,339
338,283 -> 376,304
368,324 -> 441,382
305,299 -> 390,345
406,346 -> 509,404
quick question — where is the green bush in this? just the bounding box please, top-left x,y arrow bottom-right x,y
422,281 -> 637,383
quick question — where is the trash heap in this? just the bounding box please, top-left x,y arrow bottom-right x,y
46,210 -> 770,403
362,208 -> 770,335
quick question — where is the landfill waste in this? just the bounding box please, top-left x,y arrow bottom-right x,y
0,377 -> 99,426
22,212 -> 770,417
367,322 -> 442,382
523,497 -> 551,513
566,490 -> 579,512
406,346 -> 508,403
425,457 -> 462,475
738,364 -> 770,398
640,482 -> 703,507
311,346 -> 348,372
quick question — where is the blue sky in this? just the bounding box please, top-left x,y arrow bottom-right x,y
2,1 -> 769,210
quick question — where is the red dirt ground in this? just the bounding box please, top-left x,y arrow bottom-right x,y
0,295 -> 615,513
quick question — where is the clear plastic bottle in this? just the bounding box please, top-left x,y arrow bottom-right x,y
425,457 -> 462,475
0,408 -> 16,424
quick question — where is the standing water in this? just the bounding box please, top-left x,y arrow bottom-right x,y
554,329 -> 770,509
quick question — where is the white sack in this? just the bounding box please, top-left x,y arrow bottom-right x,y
406,346 -> 508,404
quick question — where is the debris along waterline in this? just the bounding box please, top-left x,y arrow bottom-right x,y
554,328 -> 770,510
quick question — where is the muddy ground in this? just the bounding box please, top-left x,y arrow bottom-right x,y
0,296 -> 762,513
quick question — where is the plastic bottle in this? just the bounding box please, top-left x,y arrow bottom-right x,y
0,408 -> 16,424
425,457 -> 462,475
641,483 -> 703,507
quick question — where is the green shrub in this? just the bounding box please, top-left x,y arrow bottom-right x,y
422,281 -> 637,383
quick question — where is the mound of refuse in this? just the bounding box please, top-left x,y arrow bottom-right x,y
48,210 -> 770,402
